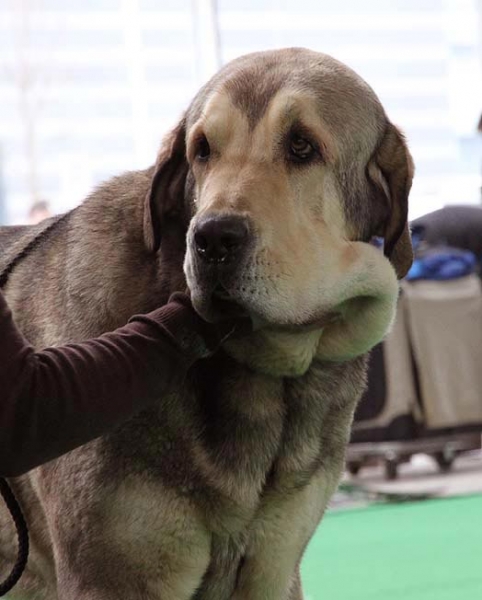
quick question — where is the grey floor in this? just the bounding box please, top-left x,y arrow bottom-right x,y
330,449 -> 482,510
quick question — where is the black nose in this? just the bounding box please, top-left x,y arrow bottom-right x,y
194,215 -> 249,264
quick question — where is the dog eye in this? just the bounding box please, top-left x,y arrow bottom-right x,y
288,134 -> 316,162
196,135 -> 211,161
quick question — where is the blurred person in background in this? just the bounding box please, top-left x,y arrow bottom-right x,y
28,200 -> 51,224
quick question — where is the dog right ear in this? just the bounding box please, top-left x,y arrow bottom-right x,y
367,123 -> 414,279
144,118 -> 188,253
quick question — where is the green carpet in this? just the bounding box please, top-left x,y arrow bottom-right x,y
302,494 -> 482,600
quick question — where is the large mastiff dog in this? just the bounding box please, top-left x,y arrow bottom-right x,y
0,48 -> 413,599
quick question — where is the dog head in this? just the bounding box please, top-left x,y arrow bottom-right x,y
144,48 -> 413,375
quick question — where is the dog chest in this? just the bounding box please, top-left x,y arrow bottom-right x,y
99,358 -> 366,599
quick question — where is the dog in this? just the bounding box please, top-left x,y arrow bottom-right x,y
0,48 -> 413,599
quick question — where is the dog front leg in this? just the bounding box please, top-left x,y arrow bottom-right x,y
231,467 -> 341,600
287,568 -> 303,600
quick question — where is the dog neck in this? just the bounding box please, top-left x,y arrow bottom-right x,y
223,328 -> 324,377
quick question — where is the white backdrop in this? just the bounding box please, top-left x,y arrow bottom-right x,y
0,0 -> 481,224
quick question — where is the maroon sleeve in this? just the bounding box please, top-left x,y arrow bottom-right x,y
0,290 -> 207,477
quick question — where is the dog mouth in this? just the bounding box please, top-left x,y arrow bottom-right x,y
270,312 -> 342,333
210,285 -> 249,320
209,285 -> 341,332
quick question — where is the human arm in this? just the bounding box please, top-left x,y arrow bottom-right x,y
0,291 -> 234,476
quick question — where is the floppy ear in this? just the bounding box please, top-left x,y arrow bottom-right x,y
144,118 -> 188,253
368,123 -> 414,279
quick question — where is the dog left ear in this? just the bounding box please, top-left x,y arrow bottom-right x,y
144,117 -> 189,253
368,123 -> 414,279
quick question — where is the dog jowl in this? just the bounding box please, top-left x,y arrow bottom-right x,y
0,48 -> 413,600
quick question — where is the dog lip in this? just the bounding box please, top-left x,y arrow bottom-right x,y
202,282 -> 342,332
212,284 -> 232,300
258,312 -> 342,333
209,286 -> 249,320
299,312 -> 342,331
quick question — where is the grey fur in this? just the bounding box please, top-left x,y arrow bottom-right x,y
0,48 -> 412,600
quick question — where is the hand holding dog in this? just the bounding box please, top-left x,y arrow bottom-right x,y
0,289 -> 247,477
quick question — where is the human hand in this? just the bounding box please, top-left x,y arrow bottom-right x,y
167,292 -> 252,356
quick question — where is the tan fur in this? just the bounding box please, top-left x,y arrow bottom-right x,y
0,48 -> 413,599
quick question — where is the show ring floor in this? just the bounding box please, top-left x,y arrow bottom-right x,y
302,493 -> 482,600
303,449 -> 482,600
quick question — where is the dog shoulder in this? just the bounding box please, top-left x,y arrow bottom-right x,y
73,167 -> 154,230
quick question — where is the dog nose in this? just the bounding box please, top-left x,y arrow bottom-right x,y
194,215 -> 249,264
